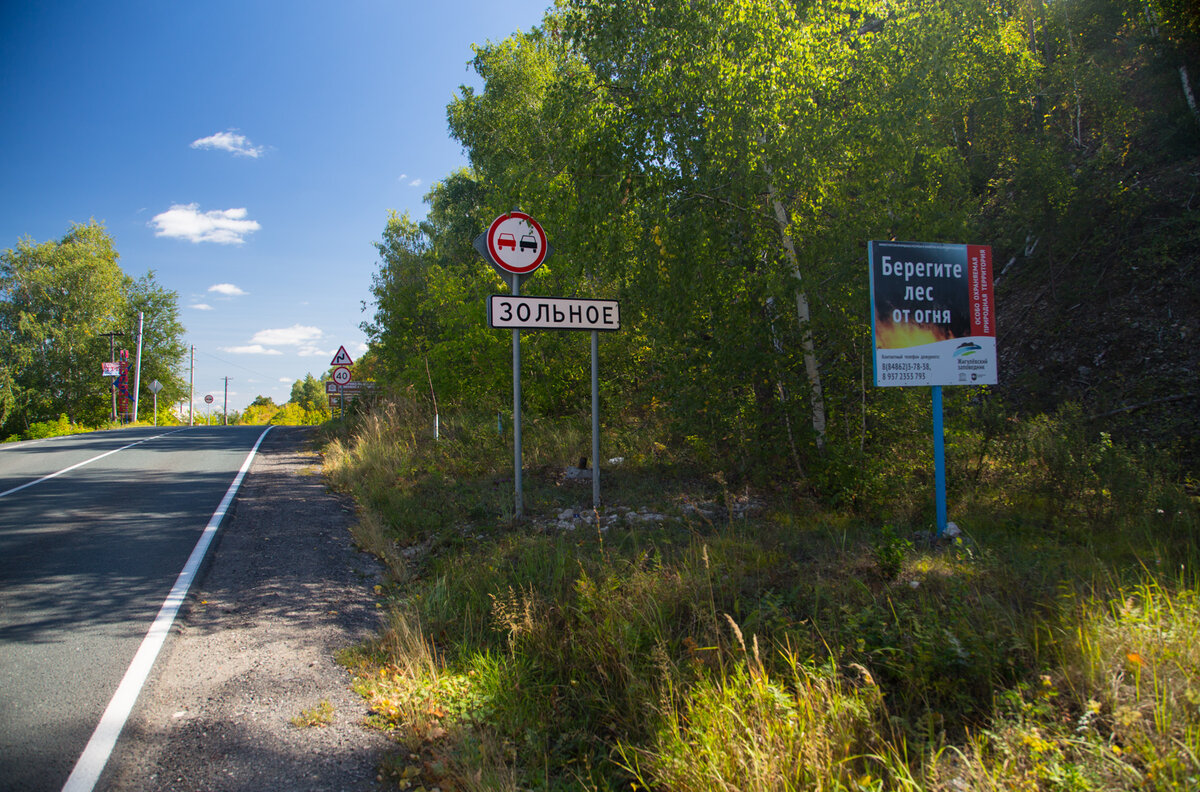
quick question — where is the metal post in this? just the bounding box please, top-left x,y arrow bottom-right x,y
511,274 -> 524,518
189,345 -> 194,426
132,312 -> 143,422
591,330 -> 600,509
100,331 -> 124,421
153,390 -> 158,427
223,376 -> 230,426
932,385 -> 948,537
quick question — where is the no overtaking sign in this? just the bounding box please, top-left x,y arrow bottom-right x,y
486,211 -> 548,275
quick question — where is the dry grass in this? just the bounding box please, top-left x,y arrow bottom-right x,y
323,400 -> 1200,791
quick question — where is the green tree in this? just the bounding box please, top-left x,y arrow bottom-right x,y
127,271 -> 187,420
1,221 -> 130,431
289,373 -> 328,413
363,177 -> 514,413
0,222 -> 189,435
239,395 -> 279,425
444,1 -> 994,467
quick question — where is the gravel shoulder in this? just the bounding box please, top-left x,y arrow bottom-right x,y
99,426 -> 393,792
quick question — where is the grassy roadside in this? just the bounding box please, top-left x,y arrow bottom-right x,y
322,398 -> 1199,791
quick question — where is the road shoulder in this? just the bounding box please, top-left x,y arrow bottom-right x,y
99,426 -> 392,792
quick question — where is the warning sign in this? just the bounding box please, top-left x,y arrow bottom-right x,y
868,240 -> 997,387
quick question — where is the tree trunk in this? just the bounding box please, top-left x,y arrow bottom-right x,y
762,163 -> 827,452
1144,1 -> 1200,132
1180,63 -> 1200,131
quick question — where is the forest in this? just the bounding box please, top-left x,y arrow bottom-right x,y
363,0 -> 1199,484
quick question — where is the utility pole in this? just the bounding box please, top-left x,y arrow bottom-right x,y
189,345 -> 194,426
132,312 -> 144,422
223,376 -> 231,426
99,331 -> 125,421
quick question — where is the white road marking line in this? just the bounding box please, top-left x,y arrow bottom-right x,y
61,426 -> 273,792
0,428 -> 192,500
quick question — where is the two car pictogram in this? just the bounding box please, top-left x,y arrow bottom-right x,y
496,233 -> 538,253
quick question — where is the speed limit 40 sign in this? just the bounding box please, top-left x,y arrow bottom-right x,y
332,366 -> 352,386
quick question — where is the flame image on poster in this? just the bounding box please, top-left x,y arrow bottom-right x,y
869,240 -> 997,387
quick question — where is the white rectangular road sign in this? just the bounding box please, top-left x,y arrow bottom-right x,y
488,295 -> 620,332
326,380 -> 375,394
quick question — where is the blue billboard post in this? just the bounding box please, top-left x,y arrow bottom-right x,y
932,385 -> 948,535
869,241 -> 997,537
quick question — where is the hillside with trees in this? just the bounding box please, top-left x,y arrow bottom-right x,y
331,1 -> 1200,789
365,0 -> 1199,481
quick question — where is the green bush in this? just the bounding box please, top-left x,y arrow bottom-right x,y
23,414 -> 81,440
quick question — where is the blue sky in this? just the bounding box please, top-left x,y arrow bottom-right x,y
0,0 -> 552,413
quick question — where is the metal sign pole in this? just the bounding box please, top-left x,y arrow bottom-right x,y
932,385 -> 948,537
512,274 -> 524,518
591,330 -> 600,509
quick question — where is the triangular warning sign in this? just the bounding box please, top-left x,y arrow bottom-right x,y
330,345 -> 353,367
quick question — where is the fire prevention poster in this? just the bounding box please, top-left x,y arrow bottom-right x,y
869,240 -> 997,387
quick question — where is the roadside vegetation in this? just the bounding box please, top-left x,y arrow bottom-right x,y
233,375 -> 333,426
324,0 -> 1199,788
323,398 -> 1197,791
1,410 -> 189,442
0,378 -> 331,440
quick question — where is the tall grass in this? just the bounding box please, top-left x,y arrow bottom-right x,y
619,635 -> 892,792
324,399 -> 1199,791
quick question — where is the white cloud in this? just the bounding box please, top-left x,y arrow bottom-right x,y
221,345 -> 283,355
189,303 -> 213,311
208,283 -> 247,296
224,325 -> 325,358
297,345 -> 331,357
191,130 -> 264,158
249,325 -> 323,347
151,204 -> 260,244
398,173 -> 408,181
408,178 -> 423,187
278,377 -> 293,383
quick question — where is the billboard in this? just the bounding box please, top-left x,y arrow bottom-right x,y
869,240 -> 997,387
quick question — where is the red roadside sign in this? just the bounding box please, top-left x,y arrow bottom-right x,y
485,211 -> 548,275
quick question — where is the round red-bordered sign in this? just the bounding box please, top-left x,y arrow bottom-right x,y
332,366 -> 352,386
486,211 -> 548,275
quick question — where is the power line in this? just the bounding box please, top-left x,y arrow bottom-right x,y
190,347 -> 278,382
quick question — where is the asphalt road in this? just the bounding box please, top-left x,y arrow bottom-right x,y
0,426 -> 272,792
